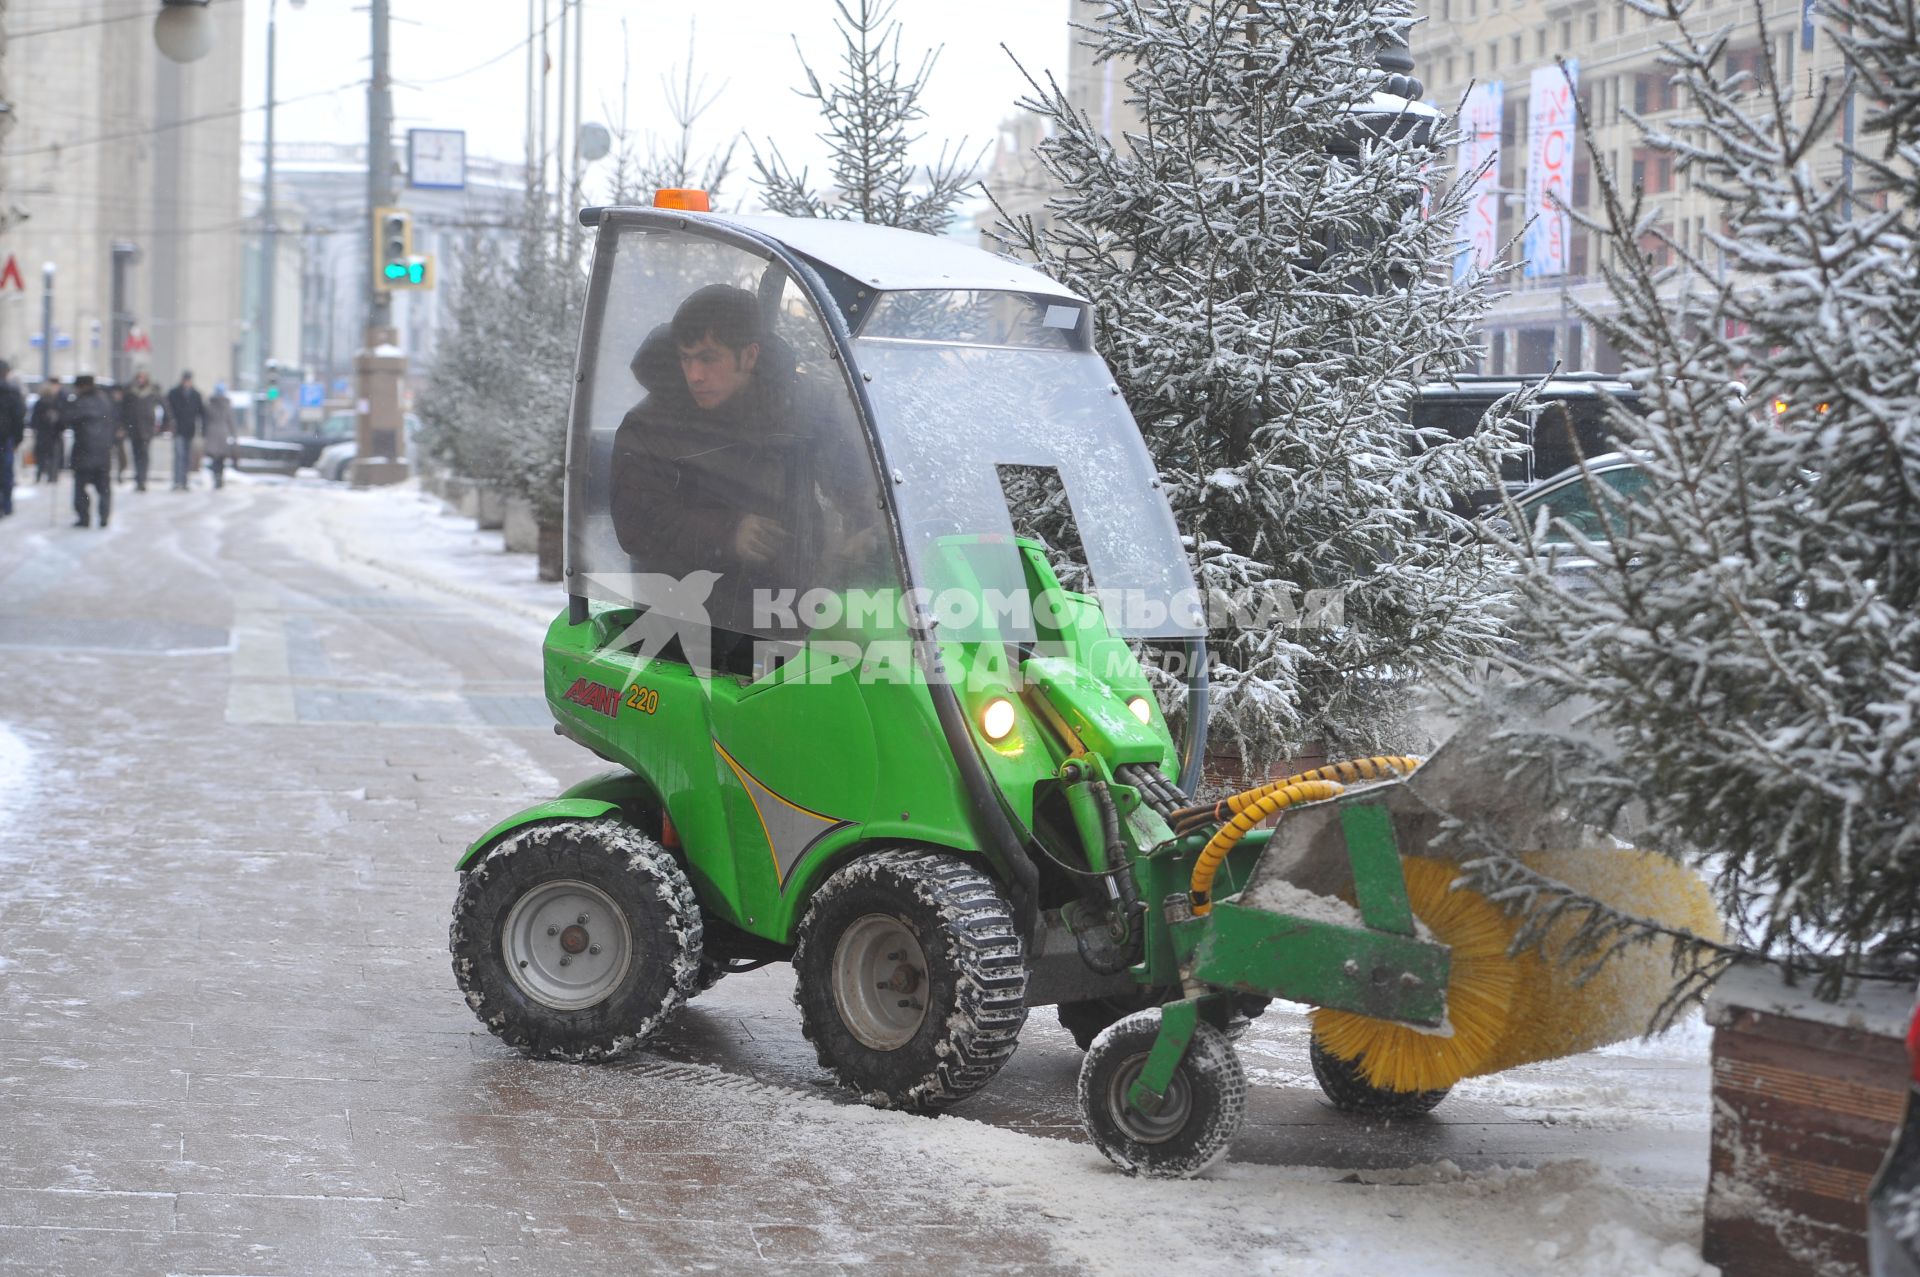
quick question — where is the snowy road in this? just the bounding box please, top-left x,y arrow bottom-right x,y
0,475 -> 1718,1274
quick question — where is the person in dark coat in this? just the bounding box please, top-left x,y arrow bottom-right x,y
203,383 -> 238,489
0,361 -> 25,517
166,370 -> 205,490
118,369 -> 163,492
30,379 -> 62,482
65,374 -> 116,528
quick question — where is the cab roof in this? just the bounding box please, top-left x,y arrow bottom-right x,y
582,205 -> 1087,302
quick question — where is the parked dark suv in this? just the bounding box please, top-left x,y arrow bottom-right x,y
1411,373 -> 1644,511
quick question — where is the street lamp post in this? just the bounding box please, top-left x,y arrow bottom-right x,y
260,0 -> 306,433
39,262 -> 54,383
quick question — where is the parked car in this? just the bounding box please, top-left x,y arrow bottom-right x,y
317,412 -> 421,482
1871,988 -> 1920,1276
1412,373 -> 1644,511
271,409 -> 358,468
1504,451 -> 1647,590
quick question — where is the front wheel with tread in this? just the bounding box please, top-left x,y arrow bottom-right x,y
1309,1037 -> 1450,1117
793,848 -> 1027,1112
1079,1009 -> 1246,1178
450,820 -> 702,1062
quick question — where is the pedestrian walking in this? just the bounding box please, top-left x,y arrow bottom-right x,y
165,370 -> 205,491
110,387 -> 131,485
204,383 -> 238,489
0,361 -> 25,517
65,374 -> 115,529
119,369 -> 163,493
30,379 -> 63,483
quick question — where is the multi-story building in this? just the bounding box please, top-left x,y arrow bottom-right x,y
0,0 -> 245,389
237,140 -> 533,402
1413,0 -> 1849,374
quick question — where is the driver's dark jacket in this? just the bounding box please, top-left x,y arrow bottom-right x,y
609,326 -> 860,629
62,389 -> 117,471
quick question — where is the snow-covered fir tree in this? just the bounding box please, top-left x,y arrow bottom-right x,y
1472,0 -> 1920,992
751,0 -> 978,232
419,189 -> 581,553
996,0 -> 1515,774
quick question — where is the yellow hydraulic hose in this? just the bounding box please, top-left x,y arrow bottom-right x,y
1188,779 -> 1346,915
1172,755 -> 1422,835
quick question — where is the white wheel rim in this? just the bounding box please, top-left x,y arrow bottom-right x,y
502,879 -> 633,1011
831,913 -> 930,1051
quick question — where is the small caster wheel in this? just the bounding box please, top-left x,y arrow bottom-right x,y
1078,1008 -> 1246,1178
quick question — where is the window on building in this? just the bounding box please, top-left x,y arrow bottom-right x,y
1638,229 -> 1673,268
1634,72 -> 1679,114
1442,0 -> 1452,18
1490,41 -> 1500,71
1570,232 -> 1589,278
1560,19 -> 1573,49
1445,55 -> 1456,84
1491,330 -> 1508,376
1537,27 -> 1547,56
1467,49 -> 1476,78
1587,12 -> 1599,41
1469,0 -> 1478,16
1725,45 -> 1768,87
1631,149 -> 1675,193
1616,7 -> 1626,33
1512,34 -> 1524,61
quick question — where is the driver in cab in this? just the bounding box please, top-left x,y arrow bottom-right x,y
610,285 -> 876,623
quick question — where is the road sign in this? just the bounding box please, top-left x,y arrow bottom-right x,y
0,255 -> 23,292
299,382 -> 324,409
123,328 -> 151,353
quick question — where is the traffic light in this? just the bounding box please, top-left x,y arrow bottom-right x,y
374,207 -> 434,291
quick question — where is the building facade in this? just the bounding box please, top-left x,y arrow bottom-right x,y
0,0 -> 245,389
237,140 -> 533,404
1413,0 -> 1850,374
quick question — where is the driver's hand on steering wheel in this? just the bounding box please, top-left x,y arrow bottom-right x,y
732,512 -> 790,564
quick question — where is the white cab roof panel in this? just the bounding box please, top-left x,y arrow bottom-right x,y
687,211 -> 1086,302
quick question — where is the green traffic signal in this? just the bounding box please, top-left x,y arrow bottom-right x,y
265,386 -> 280,400
384,262 -> 409,281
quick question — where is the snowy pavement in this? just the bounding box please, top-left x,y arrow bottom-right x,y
0,473 -> 1718,1274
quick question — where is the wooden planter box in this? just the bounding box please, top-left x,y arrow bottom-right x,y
1703,962 -> 1912,1276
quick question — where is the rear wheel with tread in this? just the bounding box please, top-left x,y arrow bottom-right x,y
793,848 -> 1027,1112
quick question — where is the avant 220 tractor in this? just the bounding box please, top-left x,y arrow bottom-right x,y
451,195 -> 1717,1177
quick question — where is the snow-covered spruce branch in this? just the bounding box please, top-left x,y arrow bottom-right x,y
1476,0 -> 1920,991
750,0 -> 982,232
993,0 -> 1523,777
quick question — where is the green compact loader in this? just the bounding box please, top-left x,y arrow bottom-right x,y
451,194 -> 1454,1177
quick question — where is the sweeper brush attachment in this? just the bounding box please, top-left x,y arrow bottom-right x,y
1289,747 -> 1726,1097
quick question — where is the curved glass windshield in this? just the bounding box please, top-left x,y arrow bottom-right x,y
855,292 -> 1202,641
567,225 -> 897,649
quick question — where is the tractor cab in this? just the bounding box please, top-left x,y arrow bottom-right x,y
563,204 -> 1204,679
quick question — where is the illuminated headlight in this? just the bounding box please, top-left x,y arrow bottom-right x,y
981,697 -> 1018,742
1126,696 -> 1153,725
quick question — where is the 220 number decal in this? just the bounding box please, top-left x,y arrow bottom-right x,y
624,684 -> 660,715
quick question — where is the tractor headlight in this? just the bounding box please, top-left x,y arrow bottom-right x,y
1126,696 -> 1153,725
980,697 -> 1017,742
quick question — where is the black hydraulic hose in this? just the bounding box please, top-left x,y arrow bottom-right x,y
920,637 -> 1042,945
1177,637 -> 1210,799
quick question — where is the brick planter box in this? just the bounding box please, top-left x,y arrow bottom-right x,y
1703,962 -> 1912,1276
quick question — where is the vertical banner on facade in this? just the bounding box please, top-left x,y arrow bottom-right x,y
1524,60 -> 1579,279
1455,81 -> 1504,279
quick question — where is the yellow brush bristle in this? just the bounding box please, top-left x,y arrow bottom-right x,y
1311,848 -> 1725,1095
1310,856 -> 1532,1094
1468,848 -> 1726,1076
